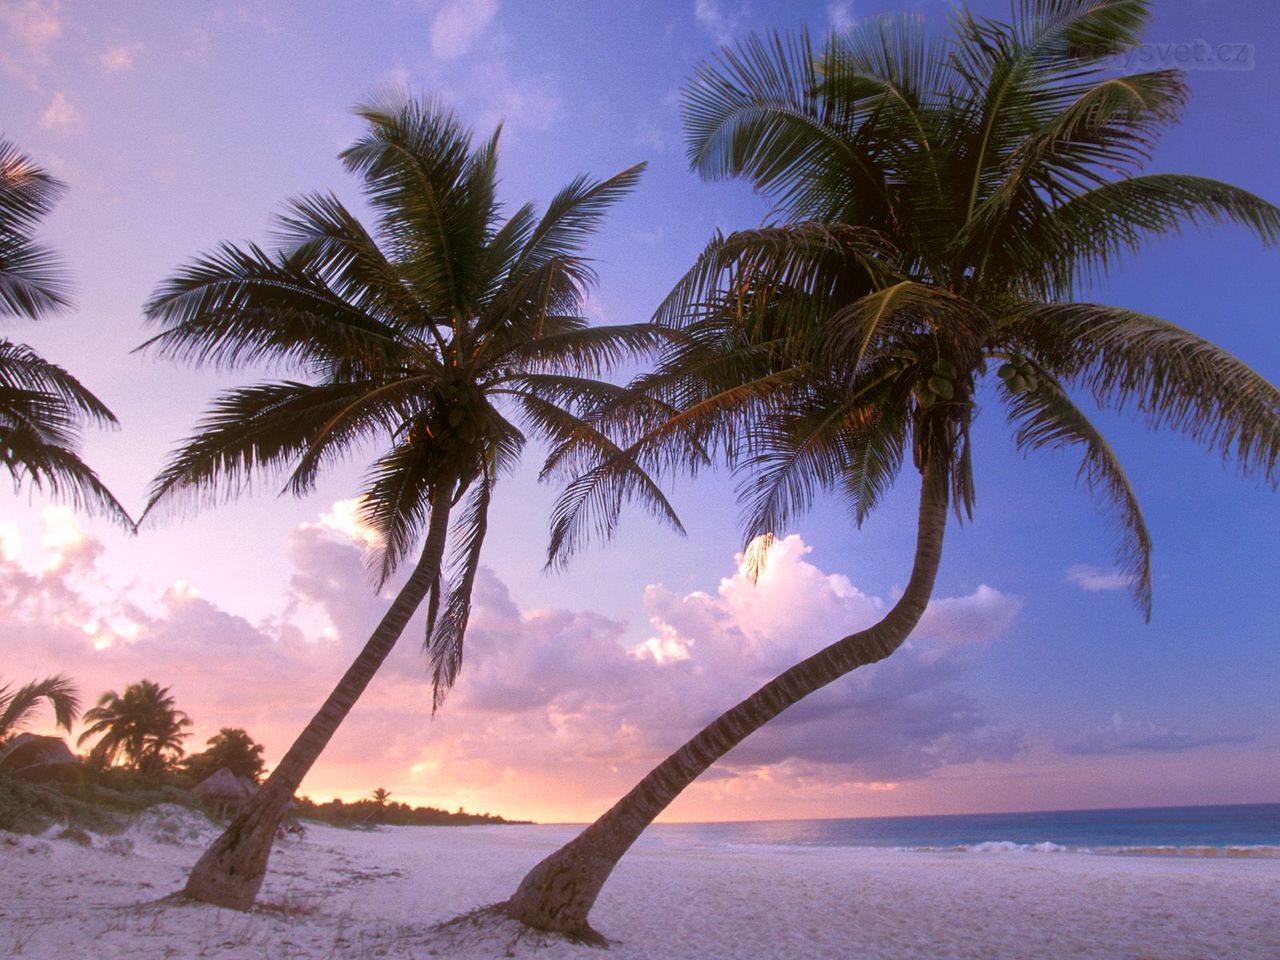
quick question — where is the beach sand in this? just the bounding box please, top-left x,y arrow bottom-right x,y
2,807 -> 1277,959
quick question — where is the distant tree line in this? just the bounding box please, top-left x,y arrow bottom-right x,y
294,792 -> 525,828
0,673 -> 518,824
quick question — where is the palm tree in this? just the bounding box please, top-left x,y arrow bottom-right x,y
77,679 -> 191,773
0,139 -> 130,524
139,93 -> 656,909
0,674 -> 80,745
499,1 -> 1280,938
182,727 -> 267,783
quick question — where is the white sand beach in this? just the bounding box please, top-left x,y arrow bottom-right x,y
2,808 -> 1278,960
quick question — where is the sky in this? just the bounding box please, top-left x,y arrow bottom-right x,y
1,0 -> 1277,824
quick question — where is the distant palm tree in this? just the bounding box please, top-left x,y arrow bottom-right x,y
77,680 -> 191,773
182,727 -> 267,783
0,674 -> 80,745
0,138 -> 130,524
370,787 -> 391,805
139,93 -> 655,909
501,1 -> 1280,938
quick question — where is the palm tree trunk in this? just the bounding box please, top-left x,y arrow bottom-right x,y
502,463 -> 950,941
182,487 -> 454,910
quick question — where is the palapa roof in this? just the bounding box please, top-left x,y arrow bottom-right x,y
0,733 -> 78,770
192,767 -> 259,801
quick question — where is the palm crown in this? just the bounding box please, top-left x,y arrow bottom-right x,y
141,94 -> 655,702
0,139 -> 129,524
556,0 -> 1280,619
77,679 -> 191,772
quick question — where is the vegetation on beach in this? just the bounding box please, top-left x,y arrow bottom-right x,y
293,795 -> 525,828
77,680 -> 192,774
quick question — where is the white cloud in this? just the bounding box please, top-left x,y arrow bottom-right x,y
468,57 -> 560,133
39,90 -> 80,135
99,43 -> 140,74
828,1 -> 856,32
1065,564 -> 1132,592
694,0 -> 745,47
430,0 -> 499,60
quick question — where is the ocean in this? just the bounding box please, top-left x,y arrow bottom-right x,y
644,803 -> 1280,857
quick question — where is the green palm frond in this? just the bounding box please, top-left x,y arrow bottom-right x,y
426,470 -> 491,712
1014,304 -> 1280,485
343,93 -> 488,314
738,385 -> 889,545
1028,175 -> 1280,294
494,323 -> 672,378
1003,366 -> 1153,617
140,241 -> 405,373
684,31 -> 894,222
143,379 -> 405,519
502,163 -> 647,287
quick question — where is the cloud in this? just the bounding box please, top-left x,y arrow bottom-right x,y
828,1 -> 856,32
0,0 -> 61,84
1058,712 -> 1252,756
694,0 -> 745,47
1065,564 -> 1133,592
466,57 -> 560,133
39,90 -> 80,134
5,513 -> 1023,820
429,0 -> 499,60
99,43 -> 140,74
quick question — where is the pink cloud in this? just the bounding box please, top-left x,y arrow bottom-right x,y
4,510 -> 1024,821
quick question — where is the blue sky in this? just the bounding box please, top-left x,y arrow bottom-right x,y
2,0 -> 1276,821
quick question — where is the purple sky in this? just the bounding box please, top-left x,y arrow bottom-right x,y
2,0 -> 1277,822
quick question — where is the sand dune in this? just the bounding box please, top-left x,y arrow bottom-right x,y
2,808 -> 1277,959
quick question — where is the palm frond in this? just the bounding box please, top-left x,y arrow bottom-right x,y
1003,364 -> 1153,617
426,470 -> 491,712
140,241 -> 404,373
1029,175 -> 1280,294
0,139 -> 66,230
502,163 -> 646,287
1014,304 -> 1280,485
0,674 -> 80,738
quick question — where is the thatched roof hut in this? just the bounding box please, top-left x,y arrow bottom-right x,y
0,734 -> 81,783
192,767 -> 259,817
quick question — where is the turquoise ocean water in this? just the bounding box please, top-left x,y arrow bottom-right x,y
644,803 -> 1280,857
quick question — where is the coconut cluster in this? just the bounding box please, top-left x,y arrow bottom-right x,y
997,357 -> 1039,394
916,358 -> 960,407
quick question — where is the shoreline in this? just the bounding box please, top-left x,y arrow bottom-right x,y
3,810 -> 1279,958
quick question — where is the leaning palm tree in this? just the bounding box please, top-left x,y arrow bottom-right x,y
0,138 -> 129,524
498,1 -> 1280,938
77,679 -> 191,773
139,93 -> 656,909
0,674 -> 80,745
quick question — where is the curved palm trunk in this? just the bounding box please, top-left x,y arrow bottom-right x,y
502,464 -> 950,941
183,488 -> 454,910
